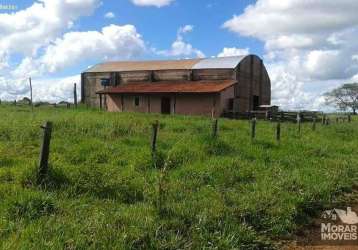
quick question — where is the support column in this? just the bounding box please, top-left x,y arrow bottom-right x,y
173,94 -> 176,114
211,95 -> 217,118
121,95 -> 124,112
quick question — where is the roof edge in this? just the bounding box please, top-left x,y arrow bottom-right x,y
82,55 -> 262,73
96,80 -> 237,94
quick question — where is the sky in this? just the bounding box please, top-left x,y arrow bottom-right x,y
1,0 -> 358,111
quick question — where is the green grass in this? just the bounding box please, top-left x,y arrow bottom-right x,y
0,104 -> 357,249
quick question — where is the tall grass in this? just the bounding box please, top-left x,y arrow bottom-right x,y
0,104 -> 357,249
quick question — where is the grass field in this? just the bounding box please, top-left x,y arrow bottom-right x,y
0,104 -> 357,249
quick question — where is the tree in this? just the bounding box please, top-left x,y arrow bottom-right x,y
324,83 -> 358,114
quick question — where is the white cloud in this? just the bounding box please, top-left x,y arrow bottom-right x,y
0,75 -> 80,103
104,12 -> 115,19
131,0 -> 174,8
223,0 -> 358,110
32,24 -> 144,75
268,64 -> 312,110
178,25 -> 194,34
169,40 -> 205,58
217,47 -> 249,57
0,2 -> 146,103
157,25 -> 205,58
0,52 -> 9,70
352,73 -> 358,82
31,75 -> 81,102
223,1 -> 358,40
265,35 -> 314,50
0,0 -> 100,57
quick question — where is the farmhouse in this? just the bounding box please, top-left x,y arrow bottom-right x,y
81,55 -> 271,117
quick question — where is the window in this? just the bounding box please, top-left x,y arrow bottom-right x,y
100,78 -> 110,87
134,96 -> 140,107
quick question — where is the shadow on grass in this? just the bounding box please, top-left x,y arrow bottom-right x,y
68,166 -> 145,204
6,192 -> 57,222
253,140 -> 279,150
202,137 -> 235,156
20,164 -> 144,204
21,164 -> 70,190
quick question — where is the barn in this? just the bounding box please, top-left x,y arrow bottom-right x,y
81,55 -> 271,117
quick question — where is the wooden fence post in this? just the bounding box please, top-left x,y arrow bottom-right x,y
99,94 -> 103,110
74,83 -> 78,108
297,113 -> 301,134
312,118 -> 316,131
151,120 -> 159,154
325,118 -> 330,126
322,115 -> 326,125
276,121 -> 281,142
251,117 -> 256,141
38,121 -> 53,182
348,114 -> 351,123
212,119 -> 218,138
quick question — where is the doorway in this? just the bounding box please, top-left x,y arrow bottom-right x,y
253,95 -> 260,111
161,97 -> 171,114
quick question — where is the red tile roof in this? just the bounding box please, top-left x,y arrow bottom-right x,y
96,80 -> 236,94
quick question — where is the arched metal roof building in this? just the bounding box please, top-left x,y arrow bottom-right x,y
81,55 -> 271,117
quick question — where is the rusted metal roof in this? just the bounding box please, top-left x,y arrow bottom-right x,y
85,59 -> 201,73
96,80 -> 236,94
85,56 -> 248,73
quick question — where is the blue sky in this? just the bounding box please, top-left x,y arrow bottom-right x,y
29,0 -> 263,77
1,0 -> 358,110
75,0 -> 260,76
